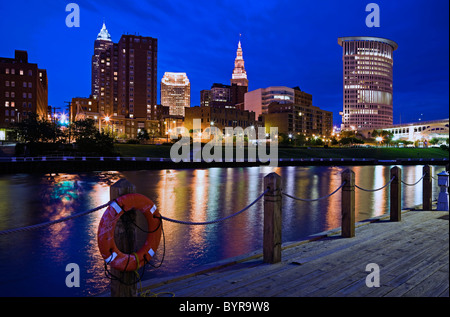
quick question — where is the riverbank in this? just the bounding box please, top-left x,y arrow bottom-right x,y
114,144 -> 449,160
0,155 -> 448,174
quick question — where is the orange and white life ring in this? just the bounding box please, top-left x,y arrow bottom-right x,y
97,193 -> 161,272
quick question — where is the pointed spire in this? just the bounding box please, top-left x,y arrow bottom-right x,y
97,21 -> 112,41
231,35 -> 248,87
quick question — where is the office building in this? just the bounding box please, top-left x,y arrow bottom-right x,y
160,72 -> 190,117
91,23 -> 158,120
0,50 -> 48,127
185,106 -> 256,133
263,102 -> 333,138
338,36 -> 398,131
245,86 -> 312,119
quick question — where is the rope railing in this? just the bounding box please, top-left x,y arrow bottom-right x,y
0,201 -> 112,236
281,181 -> 346,202
0,189 -> 269,235
0,170 -> 433,236
355,176 -> 395,192
401,173 -> 426,186
159,188 -> 269,225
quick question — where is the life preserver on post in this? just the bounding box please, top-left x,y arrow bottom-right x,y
97,193 -> 162,272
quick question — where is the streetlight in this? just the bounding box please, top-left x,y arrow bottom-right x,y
376,136 -> 383,147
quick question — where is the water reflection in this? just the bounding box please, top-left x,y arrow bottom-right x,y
0,165 -> 445,296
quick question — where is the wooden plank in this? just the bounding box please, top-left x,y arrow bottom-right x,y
133,211 -> 449,298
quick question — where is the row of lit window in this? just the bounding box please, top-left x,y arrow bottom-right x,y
4,68 -> 33,76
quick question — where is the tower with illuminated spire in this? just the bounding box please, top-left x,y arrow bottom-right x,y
231,38 -> 249,87
91,22 -> 115,116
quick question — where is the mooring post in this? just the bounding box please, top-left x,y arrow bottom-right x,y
390,166 -> 402,222
110,179 -> 137,297
263,172 -> 282,264
341,169 -> 355,238
422,165 -> 432,211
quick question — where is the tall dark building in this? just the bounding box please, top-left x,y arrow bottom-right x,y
0,50 -> 48,128
91,23 -> 158,120
118,34 -> 158,120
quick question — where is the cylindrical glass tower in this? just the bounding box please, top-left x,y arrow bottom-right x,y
338,36 -> 398,131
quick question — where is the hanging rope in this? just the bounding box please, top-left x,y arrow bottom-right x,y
0,201 -> 112,236
282,181 -> 346,202
355,176 -> 395,192
159,188 -> 269,225
401,173 -> 426,186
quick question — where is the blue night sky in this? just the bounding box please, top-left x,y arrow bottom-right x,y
0,0 -> 448,127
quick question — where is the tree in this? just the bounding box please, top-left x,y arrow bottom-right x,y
14,113 -> 62,143
71,119 -> 115,154
137,129 -> 150,143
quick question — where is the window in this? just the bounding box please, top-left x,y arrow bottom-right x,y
20,70 -> 24,75
5,101 -> 9,107
5,68 -> 9,74
28,70 -> 32,76
5,81 -> 9,87
5,92 -> 9,97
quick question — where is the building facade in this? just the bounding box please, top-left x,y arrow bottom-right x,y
160,72 -> 190,117
338,36 -> 398,131
358,118 -> 449,143
0,50 -> 48,128
245,86 -> 312,120
263,102 -> 333,138
91,23 -> 158,120
185,106 -> 256,133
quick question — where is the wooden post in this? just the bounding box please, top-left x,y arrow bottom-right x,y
390,166 -> 402,222
422,165 -> 432,211
341,169 -> 355,238
263,172 -> 282,264
110,179 -> 137,297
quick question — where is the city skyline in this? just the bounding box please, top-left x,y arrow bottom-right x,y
0,0 -> 448,127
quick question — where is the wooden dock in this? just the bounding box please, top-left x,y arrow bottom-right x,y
137,210 -> 449,297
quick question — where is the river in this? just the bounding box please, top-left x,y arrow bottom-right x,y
0,164 -> 445,296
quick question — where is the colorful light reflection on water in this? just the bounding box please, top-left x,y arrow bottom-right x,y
0,165 -> 445,296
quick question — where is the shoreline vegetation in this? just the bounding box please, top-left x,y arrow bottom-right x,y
114,144 -> 449,160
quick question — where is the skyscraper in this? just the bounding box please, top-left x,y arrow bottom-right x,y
91,23 -> 158,120
160,72 -> 190,117
338,36 -> 398,131
118,34 -> 158,119
91,23 -> 116,117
